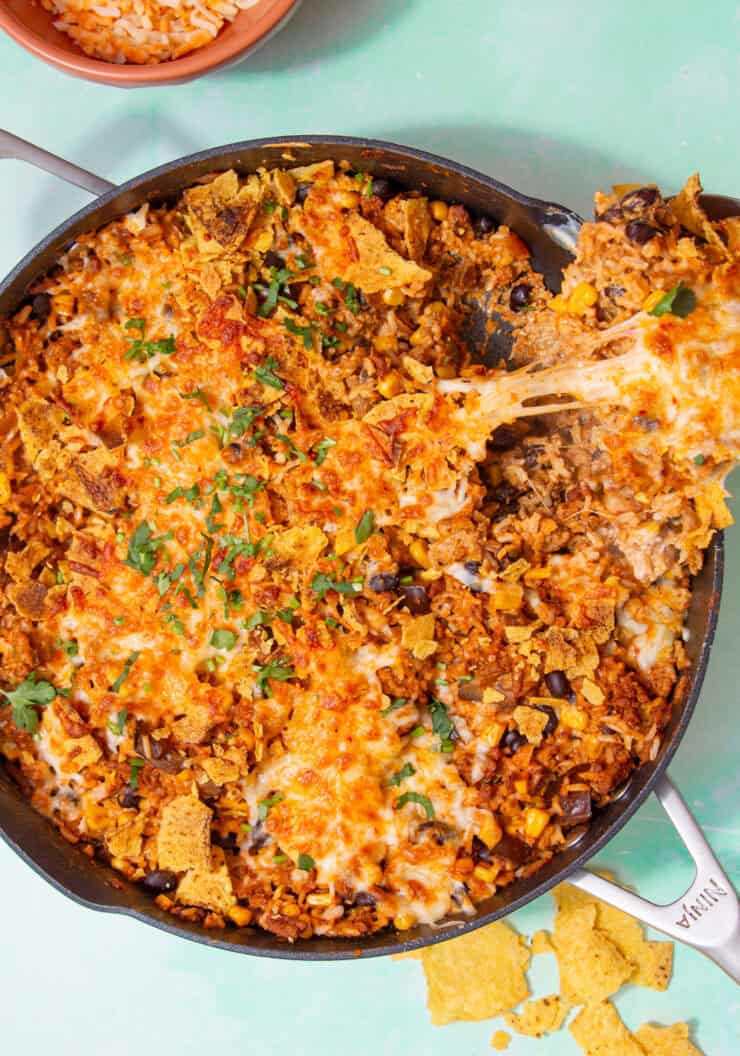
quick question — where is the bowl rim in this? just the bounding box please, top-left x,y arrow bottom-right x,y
0,0 -> 301,85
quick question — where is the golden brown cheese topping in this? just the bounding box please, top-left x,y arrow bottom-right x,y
0,164 -> 736,939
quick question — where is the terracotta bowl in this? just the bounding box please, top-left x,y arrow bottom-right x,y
0,0 -> 301,87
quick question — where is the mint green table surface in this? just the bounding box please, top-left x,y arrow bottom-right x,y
1,2 -> 738,1052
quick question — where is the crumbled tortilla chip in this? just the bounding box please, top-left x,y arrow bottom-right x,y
530,929 -> 555,954
421,921 -> 530,1025
106,815 -> 144,859
670,174 -> 728,256
171,702 -> 211,745
5,539 -> 50,582
552,903 -> 633,1004
200,756 -> 240,786
581,678 -> 605,706
288,160 -> 334,183
504,994 -> 570,1037
402,198 -> 433,261
490,1030 -> 511,1051
401,613 -> 438,660
570,1002 -> 645,1056
271,525 -> 328,566
363,391 -> 434,426
183,171 -> 262,259
512,705 -> 549,745
176,861 -> 236,914
66,734 -> 102,773
157,794 -> 211,873
342,213 -> 431,294
60,446 -> 125,514
15,398 -> 65,465
553,883 -> 673,990
5,579 -> 49,620
402,354 -> 434,385
633,1022 -> 703,1056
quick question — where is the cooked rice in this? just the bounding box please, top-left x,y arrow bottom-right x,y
40,0 -> 262,64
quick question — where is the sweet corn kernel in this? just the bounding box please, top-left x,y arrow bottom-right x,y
482,722 -> 506,749
110,856 -> 127,872
524,807 -> 550,840
426,300 -> 446,316
377,372 -> 402,398
410,327 -> 426,346
0,471 -> 10,506
382,287 -> 405,307
560,704 -> 587,731
53,292 -> 74,317
477,813 -> 503,848
374,334 -> 397,353
549,294 -> 569,314
569,282 -> 598,315
409,540 -> 430,568
393,912 -> 417,931
228,905 -> 252,927
334,526 -> 357,556
435,362 -> 456,379
306,891 -> 333,907
430,201 -> 449,222
514,778 -> 528,796
155,894 -> 174,910
334,190 -> 361,210
473,864 -> 499,884
642,290 -> 664,313
419,568 -> 442,583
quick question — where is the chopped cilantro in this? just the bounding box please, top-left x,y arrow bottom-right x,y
155,562 -> 184,598
382,697 -> 407,716
211,629 -> 237,650
275,433 -> 308,462
331,277 -> 361,315
694,453 -> 705,466
228,405 -> 264,438
174,429 -> 205,448
394,791 -> 435,819
56,638 -> 79,657
107,708 -> 128,736
109,652 -> 140,694
179,387 -> 212,411
272,854 -> 289,864
648,282 -> 697,319
125,333 -> 176,362
0,673 -> 56,734
430,696 -> 457,752
295,253 -> 313,270
124,522 -> 172,576
245,610 -> 270,630
258,791 -> 284,820
409,725 -> 425,739
254,356 -> 285,390
297,853 -> 315,871
206,494 -> 224,533
129,757 -> 146,790
253,660 -> 296,697
166,483 -> 200,504
311,479 -> 327,491
310,571 -> 361,600
314,301 -> 332,317
314,437 -> 336,465
354,510 -> 375,544
387,762 -> 416,787
125,318 -> 145,333
263,199 -> 277,214
283,318 -> 315,351
164,613 -> 185,636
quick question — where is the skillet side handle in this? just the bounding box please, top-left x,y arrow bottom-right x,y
570,773 -> 740,982
0,129 -> 115,197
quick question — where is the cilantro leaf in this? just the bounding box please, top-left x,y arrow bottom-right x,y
179,387 -> 212,411
381,697 -> 407,716
354,510 -> 375,544
254,356 -> 285,390
310,571 -> 362,600
211,629 -> 237,650
228,405 -> 264,438
429,696 -> 457,752
0,673 -> 56,734
124,521 -> 172,576
107,708 -> 128,736
297,853 -> 315,871
109,652 -> 140,693
648,282 -> 697,319
129,757 -> 146,790
313,437 -> 336,466
283,318 -> 315,351
394,791 -> 435,819
253,660 -> 296,697
387,762 -> 416,787
258,791 -> 284,820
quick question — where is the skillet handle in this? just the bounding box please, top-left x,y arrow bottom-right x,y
0,129 -> 114,197
570,773 -> 740,982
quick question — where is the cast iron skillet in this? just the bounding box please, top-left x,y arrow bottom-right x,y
0,132 -> 738,975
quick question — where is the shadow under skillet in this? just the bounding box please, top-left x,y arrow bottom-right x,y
219,0 -> 418,75
378,121 -> 654,218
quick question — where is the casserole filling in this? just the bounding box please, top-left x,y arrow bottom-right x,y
0,163 -> 737,937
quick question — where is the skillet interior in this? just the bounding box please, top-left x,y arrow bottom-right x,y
0,136 -> 725,958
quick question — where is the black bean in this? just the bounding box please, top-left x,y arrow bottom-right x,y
400,584 -> 431,615
492,832 -> 530,865
463,560 -> 480,574
633,414 -> 659,431
596,205 -> 623,223
501,729 -> 527,754
117,787 -> 140,809
143,869 -> 178,894
509,283 -> 532,311
30,292 -> 52,323
211,831 -> 239,852
371,177 -> 397,202
490,481 -> 520,505
348,890 -> 377,907
248,822 -> 270,854
472,835 -> 492,863
473,214 -> 496,238
560,790 -> 592,826
489,424 -> 521,451
604,284 -> 626,301
626,220 -> 659,245
369,572 -> 399,593
620,186 -> 658,211
295,183 -> 311,205
545,670 -> 571,698
264,250 -> 284,270
535,705 -> 558,738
